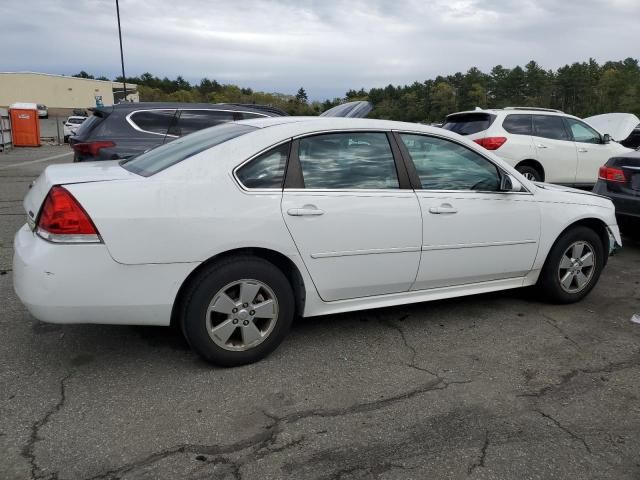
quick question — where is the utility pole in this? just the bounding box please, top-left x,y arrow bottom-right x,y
116,0 -> 127,102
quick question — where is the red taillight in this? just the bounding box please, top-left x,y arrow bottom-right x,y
72,140 -> 115,157
37,186 -> 100,242
598,166 -> 626,183
474,137 -> 507,150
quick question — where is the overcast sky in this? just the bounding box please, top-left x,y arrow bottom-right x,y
2,0 -> 638,100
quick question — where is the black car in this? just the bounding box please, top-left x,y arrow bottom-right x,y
593,151 -> 640,232
69,102 -> 287,162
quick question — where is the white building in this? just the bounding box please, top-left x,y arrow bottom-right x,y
0,72 -> 138,110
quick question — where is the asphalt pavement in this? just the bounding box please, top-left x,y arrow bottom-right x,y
1,146 -> 639,480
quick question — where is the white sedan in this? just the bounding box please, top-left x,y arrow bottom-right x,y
63,115 -> 86,142
14,117 -> 622,366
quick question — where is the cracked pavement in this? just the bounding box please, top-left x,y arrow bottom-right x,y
1,147 -> 640,479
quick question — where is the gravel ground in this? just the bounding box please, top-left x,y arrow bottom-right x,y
1,146 -> 639,480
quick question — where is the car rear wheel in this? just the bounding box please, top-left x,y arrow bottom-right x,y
181,256 -> 294,367
516,165 -> 542,182
537,226 -> 604,303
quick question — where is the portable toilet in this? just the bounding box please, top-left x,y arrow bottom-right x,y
9,103 -> 40,147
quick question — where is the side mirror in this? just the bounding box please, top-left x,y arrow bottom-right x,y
602,133 -> 611,144
500,173 -> 524,192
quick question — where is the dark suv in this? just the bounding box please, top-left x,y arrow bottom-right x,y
69,102 -> 286,162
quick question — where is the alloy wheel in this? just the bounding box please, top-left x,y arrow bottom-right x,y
557,241 -> 596,293
206,279 -> 279,351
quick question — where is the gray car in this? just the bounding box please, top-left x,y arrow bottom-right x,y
69,102 -> 287,162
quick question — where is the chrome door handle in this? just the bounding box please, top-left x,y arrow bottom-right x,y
578,148 -> 588,153
429,204 -> 458,214
287,205 -> 325,216
536,144 -> 548,149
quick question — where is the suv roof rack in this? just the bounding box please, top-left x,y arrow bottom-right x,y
503,107 -> 564,113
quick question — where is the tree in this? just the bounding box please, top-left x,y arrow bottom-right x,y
295,87 -> 308,103
430,82 -> 457,121
73,71 -> 94,79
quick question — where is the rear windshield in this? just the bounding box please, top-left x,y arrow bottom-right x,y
442,113 -> 496,135
74,115 -> 102,136
121,123 -> 258,177
68,118 -> 85,124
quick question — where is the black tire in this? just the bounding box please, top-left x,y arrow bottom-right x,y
180,256 -> 294,367
537,226 -> 605,304
516,165 -> 542,182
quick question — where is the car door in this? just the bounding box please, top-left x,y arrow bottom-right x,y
281,131 -> 422,302
532,115 -> 578,184
564,117 -> 616,186
395,132 -> 540,290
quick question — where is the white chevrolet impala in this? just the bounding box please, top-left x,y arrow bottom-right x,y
14,117 -> 622,366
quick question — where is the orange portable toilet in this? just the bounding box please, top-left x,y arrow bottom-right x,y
9,103 -> 41,147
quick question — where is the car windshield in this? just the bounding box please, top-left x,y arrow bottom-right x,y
68,118 -> 85,124
121,123 -> 258,177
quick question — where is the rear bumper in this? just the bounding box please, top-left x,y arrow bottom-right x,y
13,225 -> 197,325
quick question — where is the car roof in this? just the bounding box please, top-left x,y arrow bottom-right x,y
234,116 -> 448,135
448,107 -> 568,117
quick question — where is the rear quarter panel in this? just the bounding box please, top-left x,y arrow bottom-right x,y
66,130 -> 302,265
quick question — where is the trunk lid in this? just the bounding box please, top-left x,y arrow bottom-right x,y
605,151 -> 640,195
584,113 -> 640,142
24,161 -> 138,225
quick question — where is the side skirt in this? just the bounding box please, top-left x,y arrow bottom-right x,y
303,271 -> 541,318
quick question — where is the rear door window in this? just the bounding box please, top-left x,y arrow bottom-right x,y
442,113 -> 496,136
172,110 -> 236,136
297,132 -> 399,189
532,115 -> 570,141
502,114 -> 533,135
129,110 -> 177,135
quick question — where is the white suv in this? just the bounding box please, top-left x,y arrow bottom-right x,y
443,107 -> 633,186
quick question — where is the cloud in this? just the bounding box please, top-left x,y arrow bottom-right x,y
2,0 -> 638,100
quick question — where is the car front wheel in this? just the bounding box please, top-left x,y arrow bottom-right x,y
181,256 -> 294,367
537,226 -> 604,303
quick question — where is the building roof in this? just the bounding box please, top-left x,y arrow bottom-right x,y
0,71 -> 137,87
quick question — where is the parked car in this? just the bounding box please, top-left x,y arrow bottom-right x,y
69,102 -> 287,162
442,108 -> 634,186
593,150 -> 640,232
15,117 -> 621,366
63,115 -> 87,142
621,126 -> 640,150
72,108 -> 89,117
320,100 -> 373,118
36,104 -> 48,119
